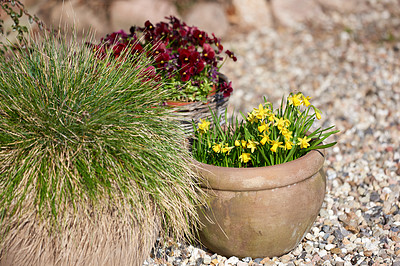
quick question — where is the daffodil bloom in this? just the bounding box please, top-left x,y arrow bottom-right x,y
247,111 -> 258,124
222,145 -> 234,155
239,152 -> 251,163
197,118 -> 210,134
258,121 -> 269,133
288,93 -> 302,106
284,140 -> 294,150
259,131 -> 271,145
212,143 -> 222,153
270,139 -> 283,153
247,140 -> 258,153
235,140 -> 241,147
298,136 -> 311,149
275,117 -> 286,131
254,103 -> 269,120
241,140 -> 247,148
282,129 -> 293,140
316,110 -> 321,120
301,95 -> 311,107
268,113 -> 275,123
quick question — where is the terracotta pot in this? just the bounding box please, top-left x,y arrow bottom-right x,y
194,149 -> 326,258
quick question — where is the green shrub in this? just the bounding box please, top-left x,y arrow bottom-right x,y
0,31 -> 204,253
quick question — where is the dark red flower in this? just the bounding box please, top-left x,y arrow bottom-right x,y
144,20 -> 155,31
193,28 -> 207,46
155,53 -> 170,68
130,43 -> 143,54
212,33 -> 223,53
225,50 -> 237,62
220,81 -> 233,98
178,48 -> 192,66
180,68 -> 192,82
202,43 -> 215,61
112,43 -> 127,57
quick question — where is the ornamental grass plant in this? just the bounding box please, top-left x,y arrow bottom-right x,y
0,30 -> 205,266
192,93 -> 339,167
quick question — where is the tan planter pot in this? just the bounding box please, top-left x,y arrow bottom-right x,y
0,205 -> 160,266
194,149 -> 326,258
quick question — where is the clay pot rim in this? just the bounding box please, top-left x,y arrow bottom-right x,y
192,149 -> 325,191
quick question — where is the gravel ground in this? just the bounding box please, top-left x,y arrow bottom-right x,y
144,2 -> 400,265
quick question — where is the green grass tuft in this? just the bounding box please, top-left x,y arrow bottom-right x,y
0,31 -> 205,247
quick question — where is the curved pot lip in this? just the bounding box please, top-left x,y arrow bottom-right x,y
192,149 -> 326,191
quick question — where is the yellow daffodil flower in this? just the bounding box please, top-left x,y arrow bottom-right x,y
212,143 -> 222,153
301,95 -> 311,107
235,140 -> 241,147
197,118 -> 210,134
241,140 -> 247,148
284,140 -> 294,150
288,93 -> 302,107
254,103 -> 269,120
247,140 -> 258,153
282,129 -> 293,141
222,145 -> 234,155
258,121 -> 269,133
259,131 -> 271,145
247,111 -> 258,124
298,136 -> 311,149
275,117 -> 286,131
316,110 -> 321,120
270,139 -> 283,153
239,152 -> 251,163
268,113 -> 275,123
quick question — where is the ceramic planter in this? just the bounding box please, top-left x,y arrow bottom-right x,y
194,149 -> 326,258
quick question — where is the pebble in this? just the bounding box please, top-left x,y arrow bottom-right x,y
143,0 -> 400,264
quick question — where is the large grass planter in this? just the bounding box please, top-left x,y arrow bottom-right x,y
194,149 -> 326,258
0,32 -> 204,266
0,206 -> 160,266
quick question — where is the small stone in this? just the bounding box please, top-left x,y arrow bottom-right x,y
242,257 -> 252,263
226,256 -> 240,265
203,255 -> 212,264
331,248 -> 342,255
253,258 -> 263,264
280,254 -> 292,263
211,258 -> 219,265
259,257 -> 271,264
363,250 -> 373,257
325,244 -> 336,251
237,262 -> 248,266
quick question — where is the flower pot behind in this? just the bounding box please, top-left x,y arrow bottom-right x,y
166,74 -> 230,133
195,150 -> 326,258
0,204 -> 160,266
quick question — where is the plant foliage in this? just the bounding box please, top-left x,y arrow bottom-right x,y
0,31 -> 204,245
192,93 -> 339,167
90,16 -> 236,103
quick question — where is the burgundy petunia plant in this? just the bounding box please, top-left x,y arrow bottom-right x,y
92,16 -> 236,103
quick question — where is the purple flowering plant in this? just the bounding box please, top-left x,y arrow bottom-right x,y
92,16 -> 236,103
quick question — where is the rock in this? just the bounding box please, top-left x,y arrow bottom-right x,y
40,0 -> 111,39
280,254 -> 292,263
211,258 -> 219,265
225,256 -> 239,265
325,244 -> 336,251
237,262 -> 248,266
315,0 -> 359,13
110,0 -> 179,32
271,0 -> 326,28
231,0 -> 273,29
184,2 -> 229,38
203,254 -> 212,264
